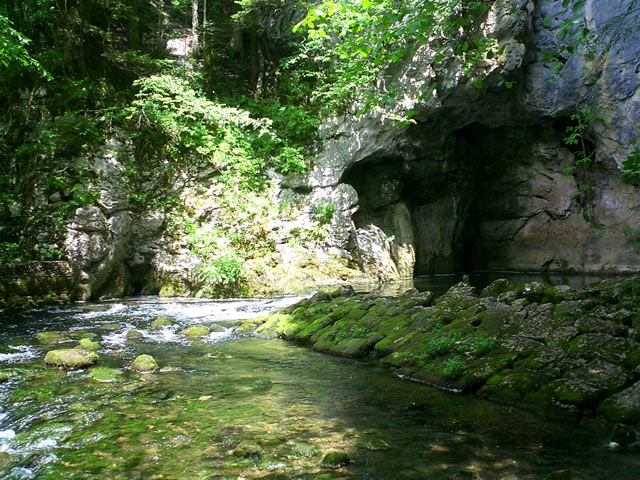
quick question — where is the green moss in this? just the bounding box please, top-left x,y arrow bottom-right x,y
0,372 -> 9,383
420,334 -> 460,357
257,313 -> 299,337
126,329 -> 144,340
598,398 -> 640,424
479,371 -> 538,401
238,321 -> 259,334
321,451 -> 350,468
76,338 -> 100,351
89,366 -> 123,383
131,354 -> 158,373
233,440 -> 264,458
35,331 -> 70,345
150,316 -> 174,329
181,325 -> 210,338
287,441 -> 320,459
294,314 -> 336,342
45,349 -> 99,369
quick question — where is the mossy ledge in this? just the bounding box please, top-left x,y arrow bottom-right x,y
250,275 -> 640,426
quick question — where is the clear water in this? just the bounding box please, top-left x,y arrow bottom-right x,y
1,297 -> 638,479
412,272 -> 626,297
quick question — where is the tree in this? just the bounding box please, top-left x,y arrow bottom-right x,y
192,0 -> 199,56
0,14 -> 48,77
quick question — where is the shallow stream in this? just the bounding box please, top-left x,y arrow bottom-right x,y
1,297 -> 639,479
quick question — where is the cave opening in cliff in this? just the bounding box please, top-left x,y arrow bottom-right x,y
342,120 -> 581,279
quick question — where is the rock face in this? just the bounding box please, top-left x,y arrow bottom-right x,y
304,0 -> 640,277
0,262 -> 75,310
2,1 -> 638,307
254,275 -> 640,426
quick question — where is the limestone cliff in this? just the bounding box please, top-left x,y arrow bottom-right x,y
1,0 -> 638,308
303,0 -> 640,279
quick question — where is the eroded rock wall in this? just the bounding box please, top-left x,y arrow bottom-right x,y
306,0 -> 640,278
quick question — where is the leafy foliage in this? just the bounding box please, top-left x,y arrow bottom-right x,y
621,144 -> 640,185
540,0 -> 594,77
292,0 -> 498,116
311,202 -> 335,225
125,74 -> 308,190
0,15 -> 48,77
195,253 -> 245,289
562,107 -> 608,224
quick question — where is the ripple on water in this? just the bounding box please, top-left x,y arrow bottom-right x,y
0,429 -> 16,454
0,346 -> 39,364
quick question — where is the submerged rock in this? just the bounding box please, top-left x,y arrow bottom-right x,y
233,440 -> 264,458
45,349 -> 99,369
98,322 -> 122,332
321,451 -> 350,468
126,329 -> 144,340
76,338 -> 100,351
209,324 -> 226,333
181,325 -> 210,338
150,316 -> 173,329
131,354 -> 158,373
89,366 -> 123,383
35,331 -> 70,345
288,441 -> 319,459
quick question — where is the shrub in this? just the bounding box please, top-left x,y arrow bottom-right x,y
442,357 -> 467,379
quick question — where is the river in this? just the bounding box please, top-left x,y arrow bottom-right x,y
1,296 -> 638,479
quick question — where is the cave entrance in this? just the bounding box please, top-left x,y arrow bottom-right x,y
341,121 -> 575,278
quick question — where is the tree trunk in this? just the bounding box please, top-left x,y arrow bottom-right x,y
202,0 -> 207,51
76,0 -> 86,74
128,0 -> 141,50
191,0 -> 199,57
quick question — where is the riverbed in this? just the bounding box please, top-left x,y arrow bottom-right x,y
1,297 -> 638,479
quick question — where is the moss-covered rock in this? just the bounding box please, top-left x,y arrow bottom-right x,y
288,441 -> 320,459
0,372 -> 9,383
321,451 -> 350,468
181,325 -> 210,338
35,331 -> 70,345
150,316 -> 174,329
89,366 -> 123,383
480,279 -> 515,298
252,274 -> 640,425
598,381 -> 640,424
131,354 -> 158,373
45,349 -> 99,369
233,441 -> 264,458
126,329 -> 144,340
76,338 -> 100,351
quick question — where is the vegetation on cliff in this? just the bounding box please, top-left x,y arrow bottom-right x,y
1,0 -> 639,297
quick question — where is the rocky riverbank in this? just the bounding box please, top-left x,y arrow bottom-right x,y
245,275 -> 640,447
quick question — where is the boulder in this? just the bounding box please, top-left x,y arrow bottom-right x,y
150,317 -> 174,329
181,325 -> 210,338
131,354 -> 158,373
45,349 -> 99,369
76,338 -> 100,351
321,451 -> 350,468
35,332 -> 70,345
